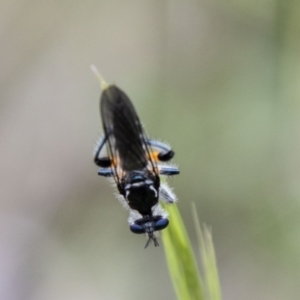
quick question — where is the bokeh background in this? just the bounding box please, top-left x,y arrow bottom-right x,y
1,1 -> 300,299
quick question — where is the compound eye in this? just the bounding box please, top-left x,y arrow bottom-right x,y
130,223 -> 145,234
154,218 -> 169,231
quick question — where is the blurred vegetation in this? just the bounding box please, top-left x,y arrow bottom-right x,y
1,1 -> 300,300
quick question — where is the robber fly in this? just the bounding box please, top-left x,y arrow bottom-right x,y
93,71 -> 179,248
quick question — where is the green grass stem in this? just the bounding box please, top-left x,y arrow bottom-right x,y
162,202 -> 222,300
192,203 -> 222,300
162,203 -> 203,300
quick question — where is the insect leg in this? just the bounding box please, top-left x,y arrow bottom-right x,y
159,183 -> 177,204
158,165 -> 180,176
94,135 -> 112,168
146,139 -> 175,162
98,168 -> 114,177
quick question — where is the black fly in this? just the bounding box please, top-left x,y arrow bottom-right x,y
92,68 -> 179,248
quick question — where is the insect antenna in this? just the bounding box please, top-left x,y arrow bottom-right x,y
144,233 -> 159,248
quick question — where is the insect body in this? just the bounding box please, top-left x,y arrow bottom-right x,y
94,84 -> 179,247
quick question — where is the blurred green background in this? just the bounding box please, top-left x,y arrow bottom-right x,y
1,1 -> 300,299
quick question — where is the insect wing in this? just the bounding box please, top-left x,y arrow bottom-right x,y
100,85 -> 154,173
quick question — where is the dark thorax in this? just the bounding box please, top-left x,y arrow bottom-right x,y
118,169 -> 160,216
